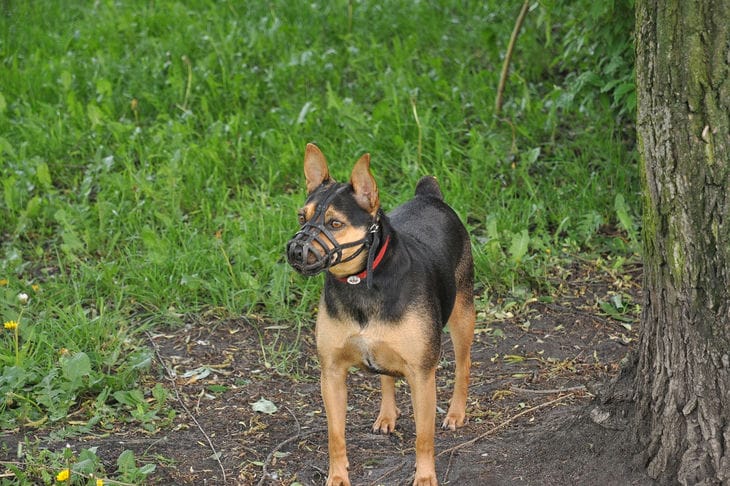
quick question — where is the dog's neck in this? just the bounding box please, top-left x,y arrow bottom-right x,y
335,212 -> 391,288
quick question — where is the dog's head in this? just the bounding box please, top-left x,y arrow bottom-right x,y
286,144 -> 380,278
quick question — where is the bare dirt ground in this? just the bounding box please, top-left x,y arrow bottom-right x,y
2,261 -> 656,485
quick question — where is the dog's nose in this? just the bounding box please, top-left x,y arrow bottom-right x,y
286,239 -> 303,264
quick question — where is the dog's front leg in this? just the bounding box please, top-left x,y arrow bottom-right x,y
408,367 -> 438,486
321,364 -> 350,486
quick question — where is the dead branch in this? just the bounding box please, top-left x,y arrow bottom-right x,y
256,407 -> 326,486
440,393 -> 576,481
495,0 -> 530,115
146,331 -> 227,484
511,384 -> 588,395
367,458 -> 410,486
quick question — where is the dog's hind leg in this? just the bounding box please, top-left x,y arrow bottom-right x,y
372,375 -> 401,433
442,288 -> 475,430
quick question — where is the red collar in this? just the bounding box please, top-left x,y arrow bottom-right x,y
338,235 -> 391,285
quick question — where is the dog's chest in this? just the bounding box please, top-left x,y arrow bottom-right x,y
316,310 -> 434,377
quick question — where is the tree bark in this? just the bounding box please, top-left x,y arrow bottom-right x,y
634,0 -> 730,484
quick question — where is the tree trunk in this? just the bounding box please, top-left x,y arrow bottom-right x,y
634,0 -> 730,484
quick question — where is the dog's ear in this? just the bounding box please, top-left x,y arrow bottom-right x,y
304,143 -> 331,194
350,153 -> 379,214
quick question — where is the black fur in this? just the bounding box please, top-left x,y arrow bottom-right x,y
323,176 -> 470,336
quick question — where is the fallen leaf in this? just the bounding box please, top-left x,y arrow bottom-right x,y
182,366 -> 212,383
251,397 -> 277,415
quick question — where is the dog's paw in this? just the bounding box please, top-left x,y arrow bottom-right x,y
413,472 -> 438,486
372,414 -> 397,434
326,458 -> 350,486
441,411 -> 466,431
372,406 -> 401,434
326,473 -> 351,486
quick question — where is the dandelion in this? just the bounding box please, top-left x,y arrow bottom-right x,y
5,292 -> 27,366
0,278 -> 8,286
56,468 -> 70,482
96,479 -> 104,486
4,319 -> 21,366
31,284 -> 40,292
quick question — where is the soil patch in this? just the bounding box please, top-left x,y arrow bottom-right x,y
1,262 -> 654,485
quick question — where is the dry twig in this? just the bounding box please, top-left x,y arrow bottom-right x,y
367,458 -> 410,486
440,393 -> 576,481
257,407 -> 299,486
146,331 -> 227,484
495,0 -> 530,115
511,384 -> 588,395
256,407 -> 326,486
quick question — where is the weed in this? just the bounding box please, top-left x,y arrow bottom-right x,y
1,440 -> 155,485
113,383 -> 176,433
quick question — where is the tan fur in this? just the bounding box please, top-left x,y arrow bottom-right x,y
442,289 -> 475,429
304,143 -> 331,193
443,237 -> 475,429
349,153 -> 379,214
373,374 -> 400,433
316,302 -> 442,486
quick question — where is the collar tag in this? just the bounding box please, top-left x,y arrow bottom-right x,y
346,275 -> 361,285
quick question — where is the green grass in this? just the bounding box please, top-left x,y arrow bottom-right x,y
1,0 -> 637,482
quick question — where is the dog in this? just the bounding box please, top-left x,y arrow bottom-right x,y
286,143 -> 475,486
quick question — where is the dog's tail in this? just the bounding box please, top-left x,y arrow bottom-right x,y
415,176 -> 444,200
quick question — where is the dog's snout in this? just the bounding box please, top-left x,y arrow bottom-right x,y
286,234 -> 328,276
287,240 -> 303,262
286,238 -> 305,266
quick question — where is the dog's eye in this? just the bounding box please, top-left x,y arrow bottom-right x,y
329,220 -> 344,229
297,214 -> 306,225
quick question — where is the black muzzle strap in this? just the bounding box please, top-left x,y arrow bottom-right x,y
286,185 -> 381,278
363,223 -> 381,289
338,228 -> 390,289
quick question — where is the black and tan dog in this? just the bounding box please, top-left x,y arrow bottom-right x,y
286,144 -> 475,486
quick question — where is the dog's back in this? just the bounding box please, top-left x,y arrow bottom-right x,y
388,176 -> 473,326
389,176 -> 464,238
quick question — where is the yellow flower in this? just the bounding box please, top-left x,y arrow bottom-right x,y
96,479 -> 104,486
4,321 -> 18,330
32,284 -> 40,292
56,468 -> 70,482
0,278 -> 8,286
